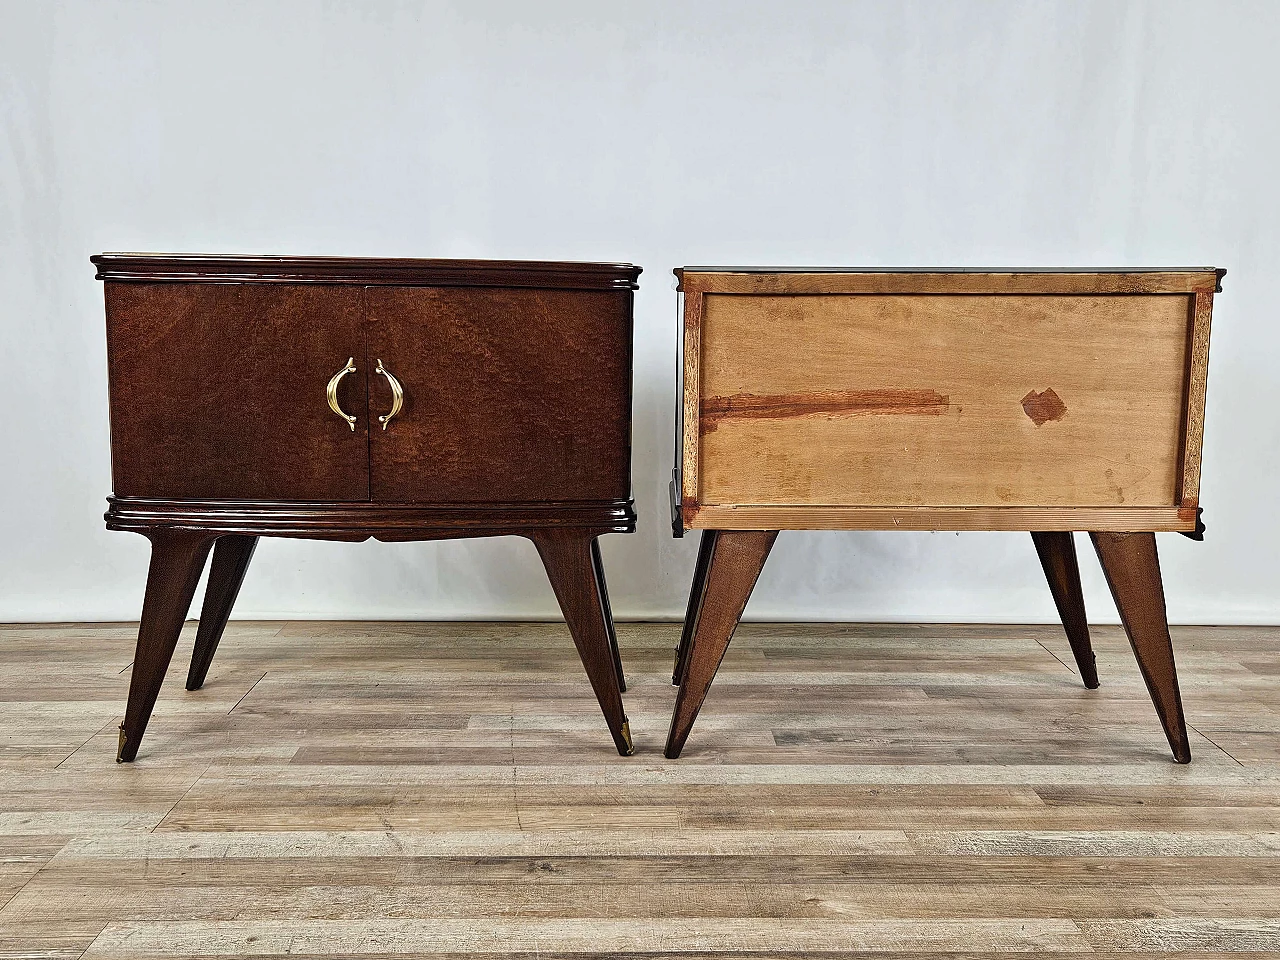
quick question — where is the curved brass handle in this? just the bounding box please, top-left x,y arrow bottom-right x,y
375,358 -> 404,430
326,357 -> 357,431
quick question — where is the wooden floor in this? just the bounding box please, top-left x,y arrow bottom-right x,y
0,620 -> 1278,957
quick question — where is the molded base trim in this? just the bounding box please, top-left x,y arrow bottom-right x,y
107,497 -> 636,541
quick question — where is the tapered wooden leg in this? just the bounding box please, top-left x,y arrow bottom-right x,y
666,530 -> 778,759
186,535 -> 258,691
1090,532 -> 1191,763
673,529 -> 716,685
118,529 -> 216,762
530,532 -> 633,756
1031,531 -> 1099,689
589,538 -> 625,693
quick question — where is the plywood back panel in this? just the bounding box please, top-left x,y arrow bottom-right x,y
698,293 -> 1192,509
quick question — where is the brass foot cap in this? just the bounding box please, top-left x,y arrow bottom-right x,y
116,724 -> 128,763
619,720 -> 634,756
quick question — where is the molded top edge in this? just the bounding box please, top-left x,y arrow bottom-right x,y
675,266 -> 1224,293
92,254 -> 642,289
675,265 -> 1219,275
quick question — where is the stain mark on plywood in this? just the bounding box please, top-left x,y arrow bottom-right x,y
1104,468 -> 1126,504
1021,388 -> 1067,426
702,389 -> 950,433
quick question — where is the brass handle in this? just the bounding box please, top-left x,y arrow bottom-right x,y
326,357 -> 357,431
375,358 -> 404,430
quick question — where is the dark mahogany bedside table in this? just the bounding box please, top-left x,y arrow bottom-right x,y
93,254 -> 640,761
667,266 -> 1222,764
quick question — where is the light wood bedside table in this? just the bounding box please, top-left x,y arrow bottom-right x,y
667,267 -> 1223,763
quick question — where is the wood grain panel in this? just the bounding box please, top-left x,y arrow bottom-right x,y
1,620 -> 1278,956
366,287 -> 632,503
698,293 -> 1192,510
1179,290 -> 1215,505
104,283 -> 369,501
681,292 -> 703,513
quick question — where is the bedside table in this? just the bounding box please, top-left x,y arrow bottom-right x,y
667,267 -> 1222,763
94,254 -> 640,761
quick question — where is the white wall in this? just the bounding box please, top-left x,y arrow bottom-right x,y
1,0 -> 1277,623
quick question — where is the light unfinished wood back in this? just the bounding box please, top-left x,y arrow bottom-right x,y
676,269 -> 1221,532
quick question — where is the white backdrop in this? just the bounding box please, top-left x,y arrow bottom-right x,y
2,0 -> 1277,623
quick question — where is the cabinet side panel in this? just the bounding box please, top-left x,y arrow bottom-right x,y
1178,290 -> 1215,506
698,293 -> 1191,508
104,283 -> 370,501
681,292 -> 703,522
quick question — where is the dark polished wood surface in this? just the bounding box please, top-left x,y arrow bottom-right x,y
666,529 -> 1193,764
97,254 -> 640,761
1032,531 -> 1099,689
92,253 -> 641,289
118,530 -> 215,763
666,530 -> 778,760
186,535 -> 258,692
105,283 -> 370,501
672,528 -> 716,685
104,498 -> 636,540
530,531 -> 634,756
366,286 -> 632,503
1091,532 -> 1191,763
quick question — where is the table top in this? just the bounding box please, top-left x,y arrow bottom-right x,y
676,265 -> 1218,273
92,254 -> 642,290
674,267 -> 1224,294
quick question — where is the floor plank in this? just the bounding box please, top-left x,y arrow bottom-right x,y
0,620 -> 1276,957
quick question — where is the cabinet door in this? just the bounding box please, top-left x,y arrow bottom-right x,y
105,283 -> 370,501
365,287 -> 632,503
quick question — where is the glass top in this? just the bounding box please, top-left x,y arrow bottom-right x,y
676,266 -> 1217,274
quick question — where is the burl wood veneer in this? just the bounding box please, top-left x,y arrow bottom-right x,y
94,254 -> 641,761
668,267 -> 1223,763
